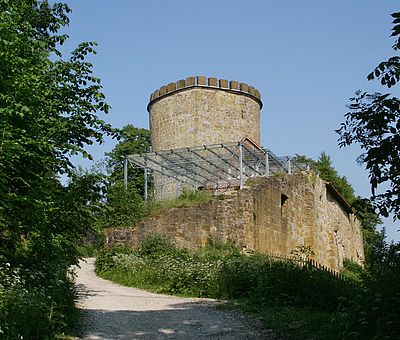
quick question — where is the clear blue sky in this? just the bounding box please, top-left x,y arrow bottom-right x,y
62,0 -> 399,241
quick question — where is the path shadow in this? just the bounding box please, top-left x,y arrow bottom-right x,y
77,300 -> 276,340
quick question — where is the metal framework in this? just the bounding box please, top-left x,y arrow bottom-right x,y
125,138 -> 310,199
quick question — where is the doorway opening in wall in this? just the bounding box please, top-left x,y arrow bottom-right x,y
281,194 -> 289,218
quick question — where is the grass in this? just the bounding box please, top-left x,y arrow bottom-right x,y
147,189 -> 213,215
221,301 -> 341,340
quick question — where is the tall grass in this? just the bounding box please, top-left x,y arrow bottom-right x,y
147,189 -> 212,216
96,236 -> 355,310
96,235 -> 400,339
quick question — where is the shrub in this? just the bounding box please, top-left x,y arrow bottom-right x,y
0,261 -> 77,339
138,234 -> 184,258
95,237 -> 357,311
95,245 -> 134,275
338,242 -> 400,339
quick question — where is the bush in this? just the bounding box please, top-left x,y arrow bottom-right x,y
138,234 -> 185,258
0,261 -> 77,339
95,236 -> 357,311
339,241 -> 400,339
95,245 -> 134,275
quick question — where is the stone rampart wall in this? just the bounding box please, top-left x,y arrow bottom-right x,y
105,171 -> 365,271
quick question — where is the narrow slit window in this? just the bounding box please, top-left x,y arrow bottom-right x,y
281,194 -> 289,217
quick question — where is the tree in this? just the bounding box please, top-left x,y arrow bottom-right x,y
315,152 -> 355,204
294,152 -> 355,204
106,124 -> 151,195
0,0 -> 115,336
337,12 -> 400,221
96,125 -> 152,228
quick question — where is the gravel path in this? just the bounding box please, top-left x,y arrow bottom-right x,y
75,258 -> 277,339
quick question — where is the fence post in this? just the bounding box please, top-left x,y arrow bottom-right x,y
124,157 -> 128,190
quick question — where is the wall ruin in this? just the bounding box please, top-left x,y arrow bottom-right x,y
106,171 -> 365,272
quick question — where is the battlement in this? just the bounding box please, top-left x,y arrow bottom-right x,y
147,76 -> 263,112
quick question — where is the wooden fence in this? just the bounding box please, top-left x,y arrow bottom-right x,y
263,252 -> 348,281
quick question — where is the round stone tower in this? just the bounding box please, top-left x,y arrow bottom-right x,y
148,76 -> 262,151
147,76 -> 263,198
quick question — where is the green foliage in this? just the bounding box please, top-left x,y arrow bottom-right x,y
95,245 -> 134,274
97,185 -> 212,229
227,303 -> 341,340
0,0 -> 115,337
96,237 -> 400,338
99,182 -> 150,228
150,189 -> 212,213
92,125 -> 152,229
337,12 -> 400,220
341,259 -> 364,282
106,124 -> 151,196
315,152 -> 355,204
137,234 -> 183,258
338,240 -> 400,339
293,152 -> 355,204
290,244 -> 315,261
96,236 -> 357,310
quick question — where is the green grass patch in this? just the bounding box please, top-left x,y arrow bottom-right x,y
148,189 -> 212,215
221,301 -> 341,340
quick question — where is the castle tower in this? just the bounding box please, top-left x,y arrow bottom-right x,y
147,76 -> 263,198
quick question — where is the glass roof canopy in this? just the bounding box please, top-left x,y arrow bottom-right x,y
125,138 -> 310,198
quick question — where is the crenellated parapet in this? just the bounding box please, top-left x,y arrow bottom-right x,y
148,76 -> 262,111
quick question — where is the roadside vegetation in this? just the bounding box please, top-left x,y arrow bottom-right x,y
0,1 -> 115,338
95,235 -> 399,339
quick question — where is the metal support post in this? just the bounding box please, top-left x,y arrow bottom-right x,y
265,152 -> 270,177
239,143 -> 244,189
144,167 -> 148,200
124,158 -> 128,190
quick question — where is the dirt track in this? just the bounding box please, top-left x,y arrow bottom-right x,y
75,258 -> 276,339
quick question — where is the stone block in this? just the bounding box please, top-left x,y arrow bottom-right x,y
230,80 -> 239,90
166,82 -> 176,93
197,76 -> 206,85
248,86 -> 256,96
240,83 -> 249,92
185,76 -> 195,86
177,79 -> 185,89
208,77 -> 217,86
219,79 -> 229,88
159,85 -> 167,96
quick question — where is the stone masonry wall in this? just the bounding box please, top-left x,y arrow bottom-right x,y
105,171 -> 365,271
149,87 -> 261,150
